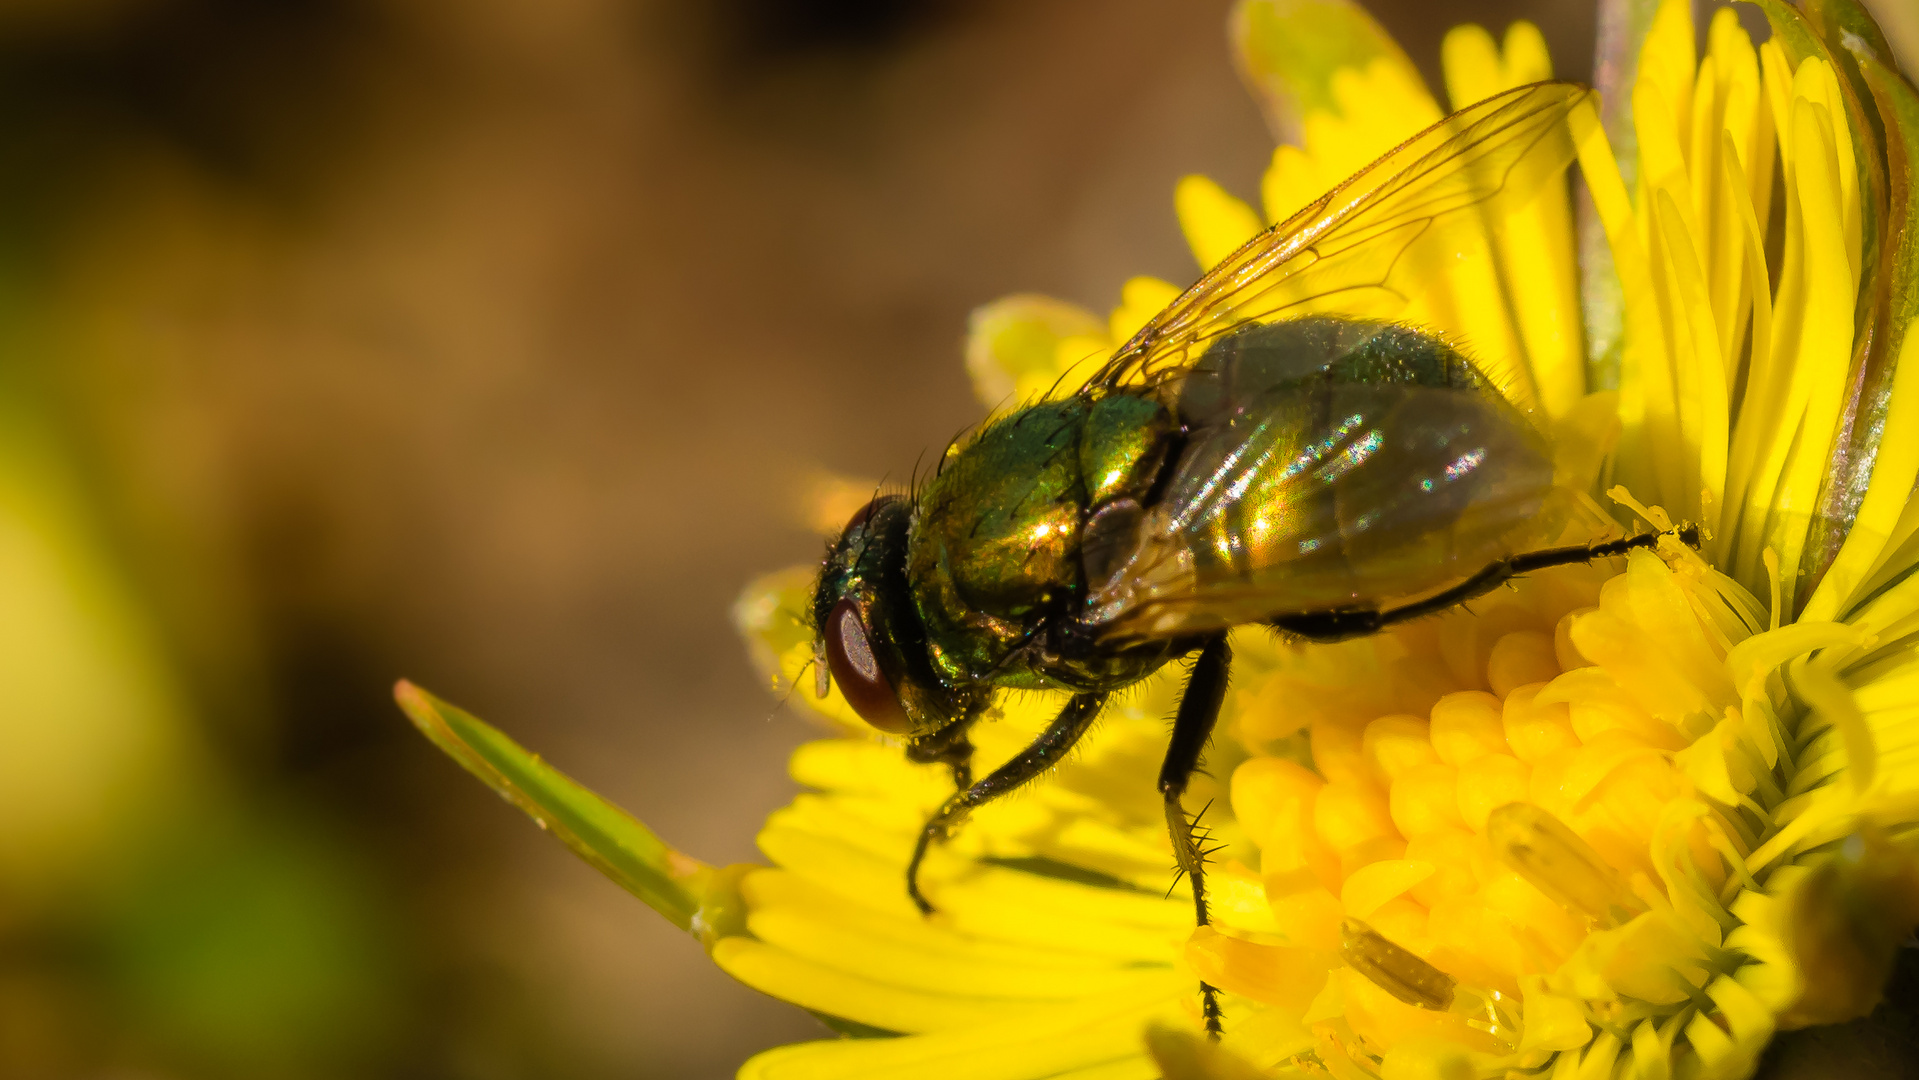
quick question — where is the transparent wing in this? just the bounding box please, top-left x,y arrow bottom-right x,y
1083,82 -> 1591,402
1080,321 -> 1560,643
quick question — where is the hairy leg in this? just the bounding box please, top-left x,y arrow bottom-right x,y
906,692 -> 1107,915
1272,524 -> 1700,643
1160,633 -> 1231,1037
907,722 -> 977,791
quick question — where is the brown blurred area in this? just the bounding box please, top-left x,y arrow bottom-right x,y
25,0 -> 1859,1077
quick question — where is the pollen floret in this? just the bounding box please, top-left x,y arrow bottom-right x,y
1212,541 -> 1792,1072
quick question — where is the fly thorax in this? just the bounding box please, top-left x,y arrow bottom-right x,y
906,394 -> 1176,689
1077,393 -> 1180,606
907,400 -> 1090,684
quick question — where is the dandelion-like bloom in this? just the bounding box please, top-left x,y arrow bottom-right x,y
400,0 -> 1919,1077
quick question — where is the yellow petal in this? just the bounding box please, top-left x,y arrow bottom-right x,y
1700,10 -> 1768,379
745,899 -> 1173,1001
1626,75 -> 1690,512
1806,353 -> 1919,624
1500,21 -> 1553,84
1649,186 -> 1728,529
1440,24 -> 1503,113
1637,0 -> 1698,142
729,970 -> 1185,1076
747,868 -> 1134,970
1232,0 -> 1422,142
1803,56 -> 1919,618
1146,1023 -> 1280,1080
1303,58 -> 1442,180
714,935 -> 1047,1032
1683,974 -> 1773,1076
1108,276 -> 1182,345
1733,72 -> 1860,609
1184,925 -> 1335,1012
1569,98 -> 1668,515
1175,175 -> 1264,272
1340,860 -> 1434,919
1717,128 -> 1780,572
1261,143 -> 1324,225
1516,975 -> 1593,1055
964,294 -> 1106,410
1438,23 -> 1582,418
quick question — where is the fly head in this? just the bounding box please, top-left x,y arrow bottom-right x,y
813,495 -> 986,737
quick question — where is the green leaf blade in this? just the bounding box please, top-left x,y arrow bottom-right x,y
394,680 -> 712,933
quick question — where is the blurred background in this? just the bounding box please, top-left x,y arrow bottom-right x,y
0,1 -> 1912,1078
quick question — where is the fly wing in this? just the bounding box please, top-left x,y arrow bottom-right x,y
1082,319 -> 1558,643
1082,82 -> 1591,407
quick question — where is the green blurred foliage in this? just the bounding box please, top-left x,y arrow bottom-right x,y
0,15 -> 408,1067
95,808 -> 402,1073
0,317 -> 403,1076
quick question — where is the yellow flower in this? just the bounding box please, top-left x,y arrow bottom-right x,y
399,0 -> 1919,1077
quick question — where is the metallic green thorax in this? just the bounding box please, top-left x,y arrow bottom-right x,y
907,395 -> 1176,691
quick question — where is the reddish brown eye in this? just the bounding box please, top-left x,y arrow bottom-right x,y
824,597 -> 910,734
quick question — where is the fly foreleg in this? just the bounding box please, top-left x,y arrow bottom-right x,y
1160,632 -> 1231,1038
906,724 -> 977,792
906,691 -> 1107,916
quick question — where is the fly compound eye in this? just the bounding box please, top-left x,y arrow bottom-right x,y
824,597 -> 910,734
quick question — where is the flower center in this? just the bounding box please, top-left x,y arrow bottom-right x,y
1202,538 -> 1770,1063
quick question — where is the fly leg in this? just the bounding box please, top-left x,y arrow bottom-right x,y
1161,633 -> 1231,1038
907,723 -> 977,792
1272,524 -> 1701,643
907,692 -> 1107,916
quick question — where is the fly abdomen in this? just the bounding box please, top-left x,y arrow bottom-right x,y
1085,317 -> 1556,641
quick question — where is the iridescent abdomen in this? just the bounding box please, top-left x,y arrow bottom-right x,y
1086,317 -> 1556,640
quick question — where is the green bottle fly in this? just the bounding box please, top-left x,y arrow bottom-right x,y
806,83 -> 1696,1037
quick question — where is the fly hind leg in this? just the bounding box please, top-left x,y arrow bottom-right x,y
906,692 -> 1107,915
1161,633 -> 1231,1038
1271,524 -> 1701,644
